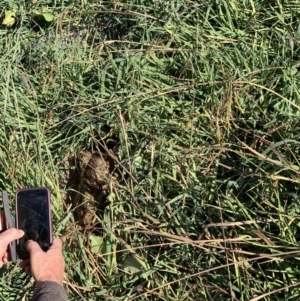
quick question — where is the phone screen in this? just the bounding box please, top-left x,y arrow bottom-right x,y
16,188 -> 52,259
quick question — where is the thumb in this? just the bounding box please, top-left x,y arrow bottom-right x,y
26,240 -> 42,254
0,228 -> 24,245
50,237 -> 62,249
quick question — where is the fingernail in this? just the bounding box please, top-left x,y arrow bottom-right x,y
19,230 -> 25,236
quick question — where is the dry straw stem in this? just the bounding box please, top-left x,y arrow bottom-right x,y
249,281 -> 300,301
204,219 -> 279,229
130,250 -> 300,300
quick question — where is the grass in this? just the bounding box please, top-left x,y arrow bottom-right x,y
0,0 -> 300,300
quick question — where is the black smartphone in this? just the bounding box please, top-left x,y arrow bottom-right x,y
15,187 -> 53,260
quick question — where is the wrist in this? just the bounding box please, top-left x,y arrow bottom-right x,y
36,278 -> 63,287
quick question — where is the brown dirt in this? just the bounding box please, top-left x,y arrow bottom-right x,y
65,150 -> 116,228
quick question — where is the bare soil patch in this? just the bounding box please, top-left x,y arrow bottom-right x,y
65,149 -> 116,229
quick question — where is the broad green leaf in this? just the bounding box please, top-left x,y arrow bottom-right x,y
32,9 -> 55,22
42,13 -> 54,22
89,234 -> 103,254
121,255 -> 143,275
2,10 -> 16,27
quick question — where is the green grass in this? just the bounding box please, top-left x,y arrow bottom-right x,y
1,0 -> 300,300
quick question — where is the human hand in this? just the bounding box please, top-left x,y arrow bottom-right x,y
19,237 -> 65,286
0,228 -> 24,267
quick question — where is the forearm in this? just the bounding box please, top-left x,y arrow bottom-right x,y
31,281 -> 68,301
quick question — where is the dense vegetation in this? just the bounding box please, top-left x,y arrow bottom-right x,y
1,0 -> 300,300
